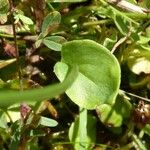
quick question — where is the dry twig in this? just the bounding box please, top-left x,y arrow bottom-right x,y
107,0 -> 150,14
111,29 -> 132,53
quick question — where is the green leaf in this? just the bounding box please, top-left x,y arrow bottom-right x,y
96,104 -> 123,127
44,36 -> 66,43
41,11 -> 61,37
0,110 -> 7,129
35,39 -> 42,48
137,36 -> 150,45
69,113 -> 96,150
143,124 -> 150,136
0,0 -> 9,14
42,36 -> 66,50
114,15 -> 129,35
115,91 -> 132,119
40,116 -> 58,127
96,92 -> 132,127
0,14 -> 7,24
43,39 -> 62,51
54,40 -> 121,109
7,111 -> 20,122
17,14 -> 33,25
0,0 -> 10,24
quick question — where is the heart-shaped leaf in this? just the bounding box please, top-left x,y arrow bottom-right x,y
54,40 -> 121,109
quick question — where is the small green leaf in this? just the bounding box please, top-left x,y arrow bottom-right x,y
0,0 -> 8,24
43,35 -> 66,50
137,36 -> 150,44
35,39 -> 43,48
143,124 -> 150,136
114,15 -> 129,35
55,40 -> 121,109
0,0 -> 9,14
44,36 -> 66,43
17,14 -> 33,25
0,14 -> 7,24
115,91 -> 132,119
96,104 -> 123,127
0,110 -> 7,129
96,92 -> 132,127
6,111 -> 20,122
42,11 -> 61,37
54,62 -> 68,81
43,39 -> 62,51
40,116 -> 58,127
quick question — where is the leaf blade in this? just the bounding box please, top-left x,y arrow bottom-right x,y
55,40 -> 121,109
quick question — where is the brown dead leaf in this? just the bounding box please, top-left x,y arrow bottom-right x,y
3,42 -> 17,57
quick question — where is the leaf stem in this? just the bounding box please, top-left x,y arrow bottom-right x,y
111,28 -> 132,53
83,20 -> 111,27
79,108 -> 87,150
0,65 -> 78,107
8,0 -> 23,91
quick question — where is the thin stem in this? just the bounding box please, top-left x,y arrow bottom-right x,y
131,133 -> 147,150
47,2 -> 55,11
0,33 -> 17,38
8,0 -> 23,91
107,0 -> 149,14
79,108 -> 87,150
120,90 -> 150,102
111,28 -> 132,53
83,20 -> 111,27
